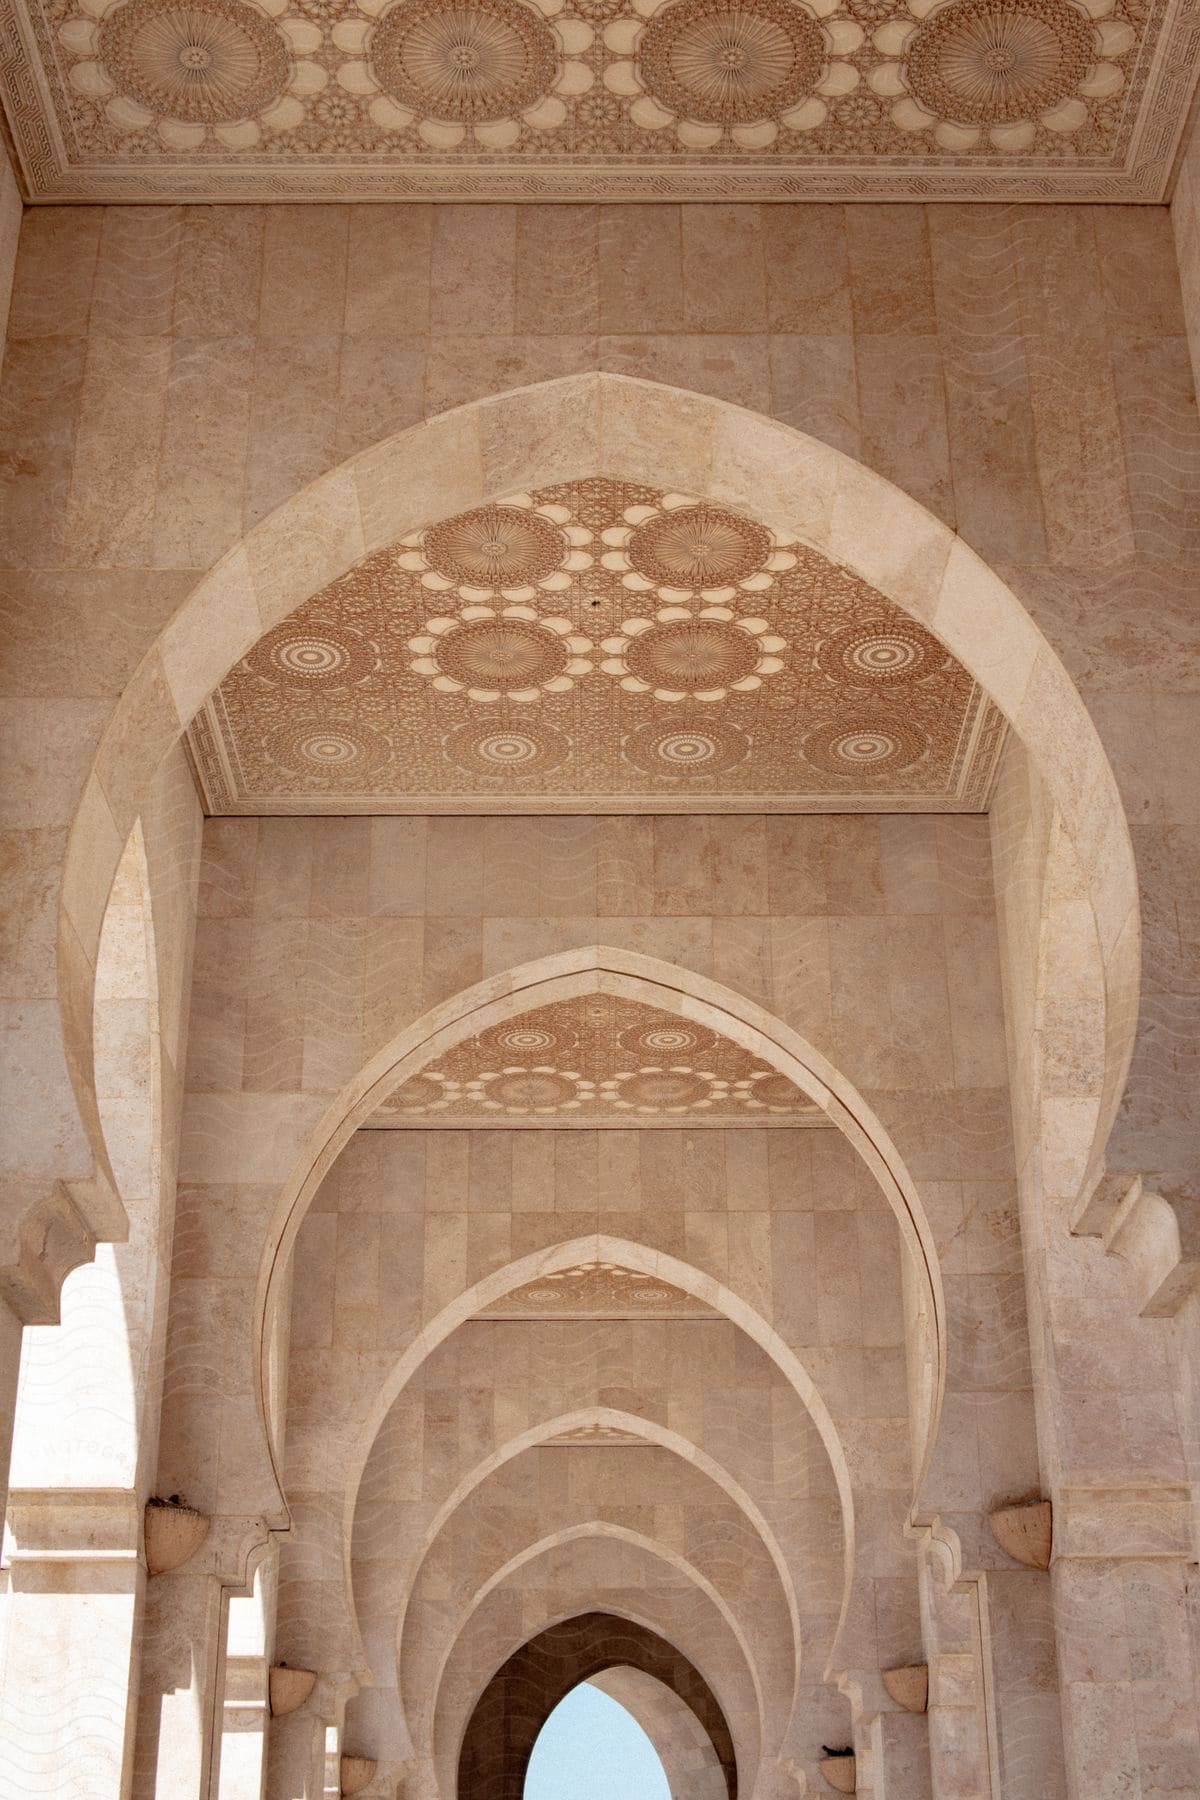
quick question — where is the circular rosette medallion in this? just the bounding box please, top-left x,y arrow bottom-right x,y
816,618 -> 948,688
904,0 -> 1094,125
801,716 -> 926,776
615,1019 -> 721,1058
444,719 -> 571,778
98,0 -> 291,122
626,504 -> 773,589
475,1069 -> 589,1112
733,1069 -> 806,1110
628,619 -> 758,688
246,621 -> 378,689
410,606 -> 593,702
602,1066 -> 728,1112
423,503 -> 567,588
476,1020 -> 577,1060
369,0 -> 560,123
384,1073 -> 448,1112
636,0 -> 825,124
603,607 -> 786,701
622,715 -> 751,778
266,720 -> 391,782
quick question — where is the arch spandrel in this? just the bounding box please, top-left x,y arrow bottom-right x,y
59,373 -> 1138,1304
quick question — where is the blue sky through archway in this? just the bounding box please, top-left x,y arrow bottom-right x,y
524,1682 -> 671,1800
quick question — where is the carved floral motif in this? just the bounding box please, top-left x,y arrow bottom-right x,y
87,0 -> 293,142
369,0 -> 561,125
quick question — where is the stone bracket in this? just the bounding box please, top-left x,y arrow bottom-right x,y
0,1174 -> 122,1327
1071,1173 -> 1200,1317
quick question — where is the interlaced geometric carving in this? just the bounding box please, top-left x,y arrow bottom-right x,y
370,993 -> 827,1123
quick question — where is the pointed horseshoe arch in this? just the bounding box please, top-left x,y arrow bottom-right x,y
60,374 -> 1138,1291
454,1611 -> 739,1800
253,948 -> 944,1516
390,1406 -> 803,1700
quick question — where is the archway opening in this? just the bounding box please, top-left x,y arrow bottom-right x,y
457,1613 -> 737,1800
524,1683 -> 669,1800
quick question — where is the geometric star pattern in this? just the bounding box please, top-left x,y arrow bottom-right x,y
367,993 -> 829,1125
188,477 -> 1007,815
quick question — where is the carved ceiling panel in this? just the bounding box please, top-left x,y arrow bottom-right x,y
365,993 -> 830,1125
3,0 -> 1195,200
476,1260 -> 722,1317
188,476 -> 1006,814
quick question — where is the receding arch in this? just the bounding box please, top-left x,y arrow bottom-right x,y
433,1524 -> 765,1735
456,1613 -> 737,1800
387,1406 -> 803,1705
257,947 -> 943,1523
399,1446 -> 797,1760
587,1667 -> 730,1800
437,1547 -> 759,1800
341,1228 -> 858,1685
57,373 -> 1139,1287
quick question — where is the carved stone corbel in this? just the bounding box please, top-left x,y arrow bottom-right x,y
341,1754 -> 376,1795
989,1498 -> 1052,1569
269,1664 -> 317,1717
819,1751 -> 856,1793
144,1499 -> 210,1576
881,1663 -> 928,1713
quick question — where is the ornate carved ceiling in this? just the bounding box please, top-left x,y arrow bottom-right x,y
188,476 -> 1006,815
364,993 -> 829,1126
3,0 -> 1195,200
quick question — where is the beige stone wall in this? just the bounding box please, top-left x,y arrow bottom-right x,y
1,195 -> 1198,1799
168,804 -> 1027,1505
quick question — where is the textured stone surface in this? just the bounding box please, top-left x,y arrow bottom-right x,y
0,0 -> 1194,201
0,188 -> 1197,1800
